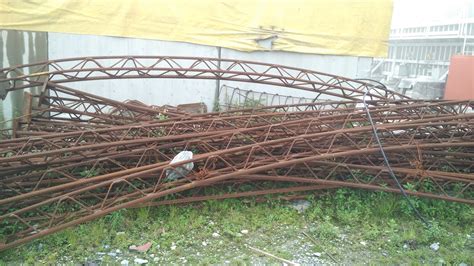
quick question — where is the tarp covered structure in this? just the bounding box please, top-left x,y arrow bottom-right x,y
0,0 -> 393,57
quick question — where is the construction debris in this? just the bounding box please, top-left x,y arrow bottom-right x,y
0,56 -> 472,251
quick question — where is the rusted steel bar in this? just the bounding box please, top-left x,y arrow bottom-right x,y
135,184 -> 338,208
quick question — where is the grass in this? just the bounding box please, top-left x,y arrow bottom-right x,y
0,189 -> 472,264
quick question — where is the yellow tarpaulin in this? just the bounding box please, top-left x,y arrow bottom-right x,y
0,0 -> 393,57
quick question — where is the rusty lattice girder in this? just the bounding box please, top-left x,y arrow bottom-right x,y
33,83 -> 182,123
7,78 -> 468,138
0,56 -> 408,101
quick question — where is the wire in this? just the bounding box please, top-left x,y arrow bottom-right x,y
359,80 -> 430,226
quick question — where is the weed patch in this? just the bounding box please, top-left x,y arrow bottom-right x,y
0,189 -> 472,264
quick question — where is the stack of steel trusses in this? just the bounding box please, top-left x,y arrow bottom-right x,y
0,56 -> 472,251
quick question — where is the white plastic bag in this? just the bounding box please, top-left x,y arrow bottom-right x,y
165,151 -> 194,181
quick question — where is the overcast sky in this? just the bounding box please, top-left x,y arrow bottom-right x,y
391,0 -> 474,28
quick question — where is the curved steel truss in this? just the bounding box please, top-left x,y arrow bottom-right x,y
0,56 -> 408,101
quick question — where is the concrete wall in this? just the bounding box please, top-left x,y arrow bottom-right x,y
1,31 -> 372,127
220,49 -> 372,100
0,30 -> 48,131
47,33 -> 219,108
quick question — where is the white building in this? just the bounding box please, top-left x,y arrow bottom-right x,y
371,18 -> 474,98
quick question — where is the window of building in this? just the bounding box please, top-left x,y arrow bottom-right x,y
441,46 -> 447,61
426,46 -> 432,60
421,46 -> 427,60
455,45 -> 461,54
434,46 -> 441,60
466,45 -> 474,55
450,46 -> 456,57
